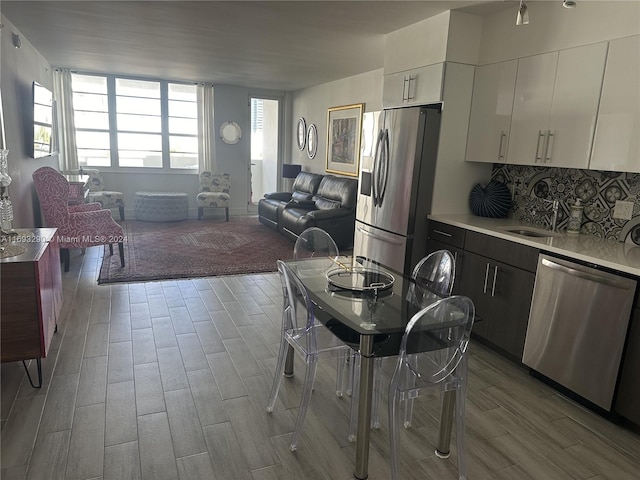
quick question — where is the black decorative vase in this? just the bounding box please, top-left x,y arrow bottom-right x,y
469,181 -> 512,218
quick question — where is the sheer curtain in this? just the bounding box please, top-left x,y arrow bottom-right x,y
197,83 -> 217,173
53,69 -> 79,171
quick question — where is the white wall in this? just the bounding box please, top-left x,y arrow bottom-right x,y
0,16 -> 57,228
478,1 -> 640,65
289,69 -> 383,176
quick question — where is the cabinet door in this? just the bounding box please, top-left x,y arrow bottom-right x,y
546,43 -> 607,169
426,239 -> 464,295
459,251 -> 493,340
465,60 -> 517,163
407,63 -> 444,106
487,260 -> 535,359
591,35 -> 640,173
383,64 -> 444,109
383,71 -> 409,109
614,307 -> 640,425
507,52 -> 558,165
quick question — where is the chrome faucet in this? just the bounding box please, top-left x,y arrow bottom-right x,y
540,198 -> 560,232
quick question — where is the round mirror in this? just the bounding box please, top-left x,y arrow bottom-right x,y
307,124 -> 318,159
297,117 -> 307,151
220,121 -> 242,144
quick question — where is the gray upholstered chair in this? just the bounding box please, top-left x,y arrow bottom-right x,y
197,172 -> 231,221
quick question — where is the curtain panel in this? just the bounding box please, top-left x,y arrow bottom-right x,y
197,83 -> 216,173
53,69 -> 79,171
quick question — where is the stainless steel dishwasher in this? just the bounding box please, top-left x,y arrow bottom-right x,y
522,254 -> 637,411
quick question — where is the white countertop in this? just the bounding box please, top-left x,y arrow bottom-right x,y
428,214 -> 640,277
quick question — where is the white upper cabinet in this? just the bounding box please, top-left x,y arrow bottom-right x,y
507,43 -> 607,169
465,60 -> 517,164
505,52 -> 557,166
590,35 -> 640,173
382,63 -> 444,109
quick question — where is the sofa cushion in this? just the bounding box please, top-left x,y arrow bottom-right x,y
292,172 -> 323,196
291,191 -> 314,202
315,198 -> 341,210
315,175 -> 358,211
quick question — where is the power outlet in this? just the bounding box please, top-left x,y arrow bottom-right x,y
613,200 -> 634,220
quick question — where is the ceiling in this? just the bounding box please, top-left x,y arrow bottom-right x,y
0,1 -> 507,91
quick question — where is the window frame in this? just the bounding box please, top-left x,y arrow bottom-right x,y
71,72 -> 198,173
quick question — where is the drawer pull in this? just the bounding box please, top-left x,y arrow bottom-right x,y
433,229 -> 453,238
491,266 -> 498,297
483,263 -> 490,294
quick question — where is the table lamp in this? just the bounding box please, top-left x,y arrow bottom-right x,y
282,164 -> 302,191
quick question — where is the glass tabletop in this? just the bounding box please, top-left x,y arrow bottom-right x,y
285,256 -> 442,356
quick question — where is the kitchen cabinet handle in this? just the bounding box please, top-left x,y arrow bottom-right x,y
402,76 -> 410,102
483,263 -> 490,294
498,131 -> 507,160
544,130 -> 554,163
491,266 -> 498,297
535,131 -> 545,163
432,229 -> 453,238
407,75 -> 416,101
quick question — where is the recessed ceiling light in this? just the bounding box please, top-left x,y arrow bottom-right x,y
563,0 -> 577,8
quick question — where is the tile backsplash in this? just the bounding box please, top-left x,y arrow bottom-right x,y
490,165 -> 640,245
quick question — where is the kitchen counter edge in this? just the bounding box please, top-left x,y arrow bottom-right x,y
428,214 -> 640,277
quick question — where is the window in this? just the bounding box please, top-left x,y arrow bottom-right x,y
71,73 -> 197,170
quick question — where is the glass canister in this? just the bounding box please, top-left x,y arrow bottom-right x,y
0,149 -> 14,231
566,199 -> 583,234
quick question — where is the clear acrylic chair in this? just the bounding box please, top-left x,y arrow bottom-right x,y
349,250 -> 456,439
266,260 -> 353,451
388,295 -> 475,480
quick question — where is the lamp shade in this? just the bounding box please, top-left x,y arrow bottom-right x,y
282,164 -> 302,179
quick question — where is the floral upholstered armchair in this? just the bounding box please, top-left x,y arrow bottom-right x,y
33,167 -> 125,272
65,168 -> 126,221
197,172 -> 230,221
84,169 -> 126,221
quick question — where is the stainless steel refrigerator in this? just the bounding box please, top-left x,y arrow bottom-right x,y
354,105 -> 441,274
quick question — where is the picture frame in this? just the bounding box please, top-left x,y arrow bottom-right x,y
297,117 -> 307,151
325,103 -> 364,177
306,123 -> 318,159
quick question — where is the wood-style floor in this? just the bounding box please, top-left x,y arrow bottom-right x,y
1,246 -> 639,480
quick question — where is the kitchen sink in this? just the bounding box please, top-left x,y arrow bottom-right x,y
502,227 -> 559,238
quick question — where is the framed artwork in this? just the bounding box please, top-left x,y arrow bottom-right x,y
297,117 -> 307,150
307,123 -> 318,159
325,103 -> 364,177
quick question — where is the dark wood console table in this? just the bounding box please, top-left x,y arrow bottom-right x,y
1,228 -> 63,387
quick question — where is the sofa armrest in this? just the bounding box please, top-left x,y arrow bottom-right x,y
306,208 -> 352,220
285,199 -> 317,209
263,192 -> 292,202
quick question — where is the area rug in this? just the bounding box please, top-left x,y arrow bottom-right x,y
98,216 -> 294,284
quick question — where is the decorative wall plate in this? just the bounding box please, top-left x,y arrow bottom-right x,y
297,117 -> 307,151
220,121 -> 242,144
307,123 -> 318,159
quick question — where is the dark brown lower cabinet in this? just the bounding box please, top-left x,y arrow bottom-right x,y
425,238 -> 464,295
459,249 -> 535,360
615,307 -> 640,425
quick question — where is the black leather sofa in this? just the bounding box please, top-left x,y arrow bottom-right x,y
258,171 -> 358,249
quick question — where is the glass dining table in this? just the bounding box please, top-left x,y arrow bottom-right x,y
284,256 -> 455,480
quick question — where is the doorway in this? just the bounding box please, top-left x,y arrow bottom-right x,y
249,96 -> 280,211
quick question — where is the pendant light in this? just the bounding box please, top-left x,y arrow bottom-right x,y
516,0 -> 529,26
